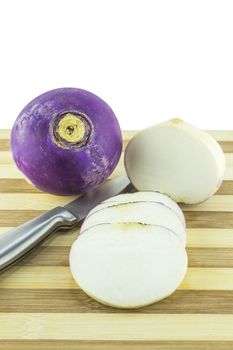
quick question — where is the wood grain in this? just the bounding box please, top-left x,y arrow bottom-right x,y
0,289 -> 233,314
1,266 -> 233,290
3,151 -> 233,166
2,156 -> 233,180
1,227 -> 233,248
0,313 -> 233,340
3,209 -> 233,228
0,340 -> 232,350
5,245 -> 233,268
36,227 -> 233,249
1,129 -> 233,349
2,128 -> 233,152
2,160 -> 233,180
1,178 -> 233,195
1,193 -> 233,211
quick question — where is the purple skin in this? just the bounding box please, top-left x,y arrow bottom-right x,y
11,88 -> 122,195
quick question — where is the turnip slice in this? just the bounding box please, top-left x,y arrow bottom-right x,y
70,223 -> 188,308
97,191 -> 185,226
81,201 -> 186,245
124,119 -> 225,204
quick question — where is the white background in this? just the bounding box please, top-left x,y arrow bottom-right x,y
0,0 -> 233,130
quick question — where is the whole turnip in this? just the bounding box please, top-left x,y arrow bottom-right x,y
11,88 -> 122,195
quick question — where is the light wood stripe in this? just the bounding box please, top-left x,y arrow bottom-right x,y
2,151 -> 233,166
203,167 -> 231,181
1,129 -> 233,141
186,229 -> 233,248
0,193 -> 232,211
0,289 -> 232,314
1,163 -> 233,180
3,139 -> 233,154
0,129 -> 11,139
2,141 -> 233,156
225,153 -> 233,165
0,266 -> 77,289
2,129 -> 233,154
207,130 -> 233,141
6,246 -> 233,268
0,151 -> 13,164
1,228 -> 233,248
0,313 -> 233,340
1,267 -> 233,290
0,130 -> 136,140
0,165 -> 25,179
181,195 -> 233,212
3,139 -> 233,153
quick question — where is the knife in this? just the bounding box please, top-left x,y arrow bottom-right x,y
0,176 -> 131,272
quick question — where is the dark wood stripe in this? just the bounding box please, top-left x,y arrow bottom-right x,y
187,248 -> 233,267
216,181 -> 233,195
219,141 -> 233,153
0,139 -> 10,151
0,179 -> 233,194
13,245 -> 233,268
0,210 -> 45,226
15,246 -> 70,266
0,341 -> 232,350
0,289 -> 232,314
185,211 -> 233,228
0,179 -> 41,193
1,210 -> 233,228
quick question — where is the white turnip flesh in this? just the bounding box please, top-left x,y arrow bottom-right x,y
124,119 -> 225,204
70,223 -> 188,308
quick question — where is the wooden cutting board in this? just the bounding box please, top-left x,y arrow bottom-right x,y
0,129 -> 233,350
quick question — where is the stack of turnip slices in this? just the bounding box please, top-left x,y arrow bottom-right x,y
70,192 -> 188,308
70,119 -> 226,309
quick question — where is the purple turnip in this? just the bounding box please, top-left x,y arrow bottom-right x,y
11,88 -> 122,195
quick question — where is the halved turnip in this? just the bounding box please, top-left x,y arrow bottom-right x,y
88,191 -> 185,227
81,201 -> 186,245
124,119 -> 225,204
69,223 -> 188,308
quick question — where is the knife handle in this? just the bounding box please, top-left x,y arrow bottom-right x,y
0,207 -> 77,272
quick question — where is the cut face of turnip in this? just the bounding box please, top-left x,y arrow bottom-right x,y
70,223 -> 188,309
91,191 -> 185,227
124,119 -> 225,204
81,201 -> 186,245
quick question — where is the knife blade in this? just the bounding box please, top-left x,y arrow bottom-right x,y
0,176 -> 131,272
